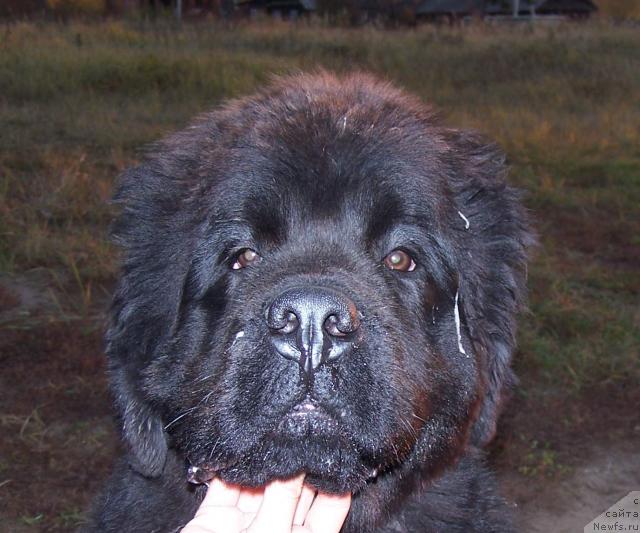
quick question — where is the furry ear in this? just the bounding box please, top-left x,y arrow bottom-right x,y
105,124 -> 212,476
110,365 -> 168,477
445,129 -> 535,446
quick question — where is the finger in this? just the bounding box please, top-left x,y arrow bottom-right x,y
196,478 -> 241,512
304,492 -> 352,533
183,482 -> 242,533
248,475 -> 305,533
240,511 -> 257,530
182,512 -> 242,533
237,486 -> 265,514
293,485 -> 317,525
184,481 -> 243,533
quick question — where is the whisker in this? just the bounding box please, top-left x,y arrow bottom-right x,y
198,390 -> 215,405
208,436 -> 221,460
399,416 -> 418,439
164,406 -> 198,430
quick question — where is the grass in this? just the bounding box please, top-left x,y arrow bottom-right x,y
1,19 -> 638,389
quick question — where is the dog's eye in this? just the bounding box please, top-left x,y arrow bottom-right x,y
232,249 -> 261,270
384,250 -> 416,272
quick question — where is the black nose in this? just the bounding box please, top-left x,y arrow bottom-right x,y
266,287 -> 360,376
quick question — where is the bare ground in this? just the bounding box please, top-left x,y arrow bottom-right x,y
494,385 -> 640,532
504,443 -> 640,533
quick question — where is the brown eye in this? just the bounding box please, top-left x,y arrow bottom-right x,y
232,249 -> 261,270
384,250 -> 416,272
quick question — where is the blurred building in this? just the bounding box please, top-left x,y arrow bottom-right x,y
415,0 -> 597,21
0,0 -> 47,17
238,0 -> 597,20
0,0 -> 597,20
236,0 -> 317,18
126,0 -> 235,16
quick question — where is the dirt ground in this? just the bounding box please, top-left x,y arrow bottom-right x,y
504,443 -> 640,532
1,273 -> 638,532
494,386 -> 640,532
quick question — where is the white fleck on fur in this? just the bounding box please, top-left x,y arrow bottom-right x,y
229,330 -> 245,349
457,210 -> 470,229
454,290 -> 467,356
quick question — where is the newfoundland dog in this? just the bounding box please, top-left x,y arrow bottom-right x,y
88,72 -> 532,532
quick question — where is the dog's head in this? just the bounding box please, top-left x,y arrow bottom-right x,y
107,72 -> 532,493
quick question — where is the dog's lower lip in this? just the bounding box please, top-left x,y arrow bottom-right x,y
289,401 -> 336,419
292,400 -> 318,413
279,404 -> 340,437
286,408 -> 339,435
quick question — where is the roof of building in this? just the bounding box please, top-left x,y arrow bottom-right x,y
417,0 -> 484,15
416,0 -> 596,15
237,0 -> 317,9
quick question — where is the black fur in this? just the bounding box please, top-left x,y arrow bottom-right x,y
87,72 -> 533,532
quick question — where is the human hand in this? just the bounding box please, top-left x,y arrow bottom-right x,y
182,475 -> 351,533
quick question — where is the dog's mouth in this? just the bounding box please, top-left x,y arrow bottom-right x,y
277,400 -> 340,438
185,400 -> 350,486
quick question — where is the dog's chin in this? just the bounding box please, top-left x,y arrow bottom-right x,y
211,448 -> 371,493
189,410 -> 374,493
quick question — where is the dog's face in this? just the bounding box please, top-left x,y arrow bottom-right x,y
156,127 -> 477,492
108,73 -> 531,494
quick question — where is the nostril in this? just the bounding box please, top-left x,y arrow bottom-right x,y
267,308 -> 300,334
280,311 -> 299,334
324,314 -> 348,337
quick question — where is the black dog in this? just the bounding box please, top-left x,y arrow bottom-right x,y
88,72 -> 532,532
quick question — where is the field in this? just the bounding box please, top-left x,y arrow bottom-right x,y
1,19 -> 639,531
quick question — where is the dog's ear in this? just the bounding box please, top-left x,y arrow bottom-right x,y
105,126 -> 212,476
444,130 -> 535,446
109,362 -> 168,477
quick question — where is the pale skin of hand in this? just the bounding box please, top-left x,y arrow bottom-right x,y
182,475 -> 352,533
